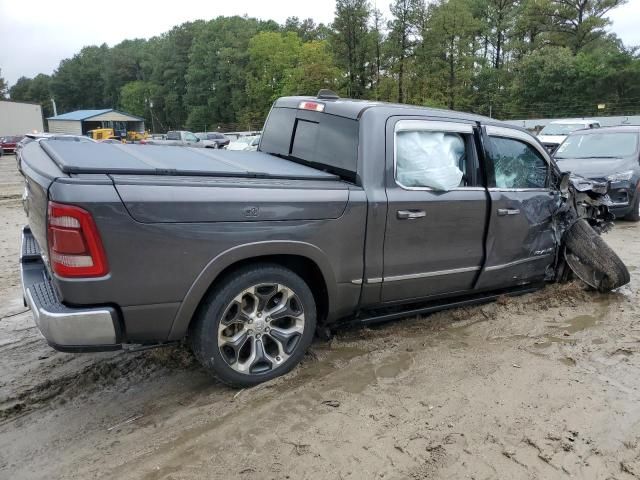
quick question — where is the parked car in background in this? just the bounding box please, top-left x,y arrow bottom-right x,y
0,135 -> 24,154
142,130 -> 219,148
18,91 -> 627,387
224,131 -> 261,141
195,132 -> 230,149
245,135 -> 260,151
227,135 -> 260,151
538,119 -> 600,153
554,126 -> 640,221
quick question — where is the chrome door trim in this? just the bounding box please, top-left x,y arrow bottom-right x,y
384,266 -> 481,283
484,254 -> 553,272
488,187 -> 553,193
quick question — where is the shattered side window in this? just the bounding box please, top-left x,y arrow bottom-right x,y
488,136 -> 548,189
395,131 -> 467,190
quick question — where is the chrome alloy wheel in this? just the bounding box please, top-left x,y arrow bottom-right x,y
217,284 -> 305,374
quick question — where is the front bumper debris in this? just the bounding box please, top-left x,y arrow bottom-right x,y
20,226 -> 121,352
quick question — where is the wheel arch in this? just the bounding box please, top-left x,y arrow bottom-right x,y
167,241 -> 336,340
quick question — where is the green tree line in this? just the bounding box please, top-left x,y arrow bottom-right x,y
4,0 -> 640,132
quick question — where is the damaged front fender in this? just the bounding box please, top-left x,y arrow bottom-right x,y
551,172 -> 628,290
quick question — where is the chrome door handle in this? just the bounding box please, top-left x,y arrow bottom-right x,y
397,210 -> 426,220
497,208 -> 520,216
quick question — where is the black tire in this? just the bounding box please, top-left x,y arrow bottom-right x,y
564,219 -> 630,292
624,192 -> 640,222
189,264 -> 316,387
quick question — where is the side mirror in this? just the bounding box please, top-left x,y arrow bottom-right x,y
559,171 -> 571,193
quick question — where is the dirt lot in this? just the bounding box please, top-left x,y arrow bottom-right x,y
1,152 -> 639,479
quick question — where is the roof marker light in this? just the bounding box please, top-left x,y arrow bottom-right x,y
298,101 -> 325,112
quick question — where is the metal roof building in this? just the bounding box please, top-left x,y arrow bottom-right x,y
47,109 -> 145,136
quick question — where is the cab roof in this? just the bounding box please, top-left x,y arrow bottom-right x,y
273,95 -> 503,126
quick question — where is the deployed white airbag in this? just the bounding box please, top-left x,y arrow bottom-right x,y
396,131 -> 464,190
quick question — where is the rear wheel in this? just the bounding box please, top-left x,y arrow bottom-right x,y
564,219 -> 630,292
189,264 -> 316,387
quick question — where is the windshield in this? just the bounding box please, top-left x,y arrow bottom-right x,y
540,123 -> 588,136
555,132 -> 639,159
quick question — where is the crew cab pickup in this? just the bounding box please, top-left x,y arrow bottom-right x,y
141,130 -> 217,148
19,91 -> 624,387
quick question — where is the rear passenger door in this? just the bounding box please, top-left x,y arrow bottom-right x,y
475,126 -> 559,290
381,118 -> 487,303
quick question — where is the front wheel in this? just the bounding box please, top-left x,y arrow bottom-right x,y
625,191 -> 640,222
189,264 -> 316,387
564,219 -> 630,292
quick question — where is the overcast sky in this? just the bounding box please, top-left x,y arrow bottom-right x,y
1,0 -> 639,87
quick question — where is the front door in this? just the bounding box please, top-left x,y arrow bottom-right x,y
475,125 -> 559,290
381,118 -> 488,303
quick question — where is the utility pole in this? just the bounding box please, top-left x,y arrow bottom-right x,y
51,98 -> 57,117
148,99 -> 156,133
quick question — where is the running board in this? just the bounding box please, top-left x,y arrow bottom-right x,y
123,341 -> 181,353
352,284 -> 542,327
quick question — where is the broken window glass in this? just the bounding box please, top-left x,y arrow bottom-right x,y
395,131 -> 466,190
488,137 -> 548,189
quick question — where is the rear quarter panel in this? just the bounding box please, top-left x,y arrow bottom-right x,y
49,177 -> 367,341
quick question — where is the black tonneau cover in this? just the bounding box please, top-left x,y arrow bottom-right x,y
39,141 -> 339,180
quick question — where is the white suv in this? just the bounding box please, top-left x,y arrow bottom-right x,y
538,119 -> 601,152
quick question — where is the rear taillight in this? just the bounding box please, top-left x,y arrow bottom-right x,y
47,201 -> 109,278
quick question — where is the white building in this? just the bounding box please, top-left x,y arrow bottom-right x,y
0,100 -> 44,136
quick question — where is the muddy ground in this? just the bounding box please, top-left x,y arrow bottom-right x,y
1,152 -> 639,479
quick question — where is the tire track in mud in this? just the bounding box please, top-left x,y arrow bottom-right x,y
0,344 -> 199,421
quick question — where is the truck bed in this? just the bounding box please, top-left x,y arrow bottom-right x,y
40,141 -> 339,180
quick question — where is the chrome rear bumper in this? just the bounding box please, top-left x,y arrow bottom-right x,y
20,226 -> 121,352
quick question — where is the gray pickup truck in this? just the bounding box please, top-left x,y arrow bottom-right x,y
19,92 -> 628,386
142,130 -> 219,148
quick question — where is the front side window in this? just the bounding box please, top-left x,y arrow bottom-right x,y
395,129 -> 469,190
184,132 -> 198,142
488,136 -> 548,189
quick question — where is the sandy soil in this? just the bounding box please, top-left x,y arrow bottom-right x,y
1,152 -> 639,479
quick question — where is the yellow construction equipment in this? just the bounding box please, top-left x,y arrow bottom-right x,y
87,129 -> 150,143
87,128 -> 119,141
126,131 -> 150,142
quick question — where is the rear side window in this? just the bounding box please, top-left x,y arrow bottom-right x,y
488,136 -> 548,189
167,131 -> 180,140
393,120 -> 476,190
396,131 -> 468,190
260,107 -> 358,180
